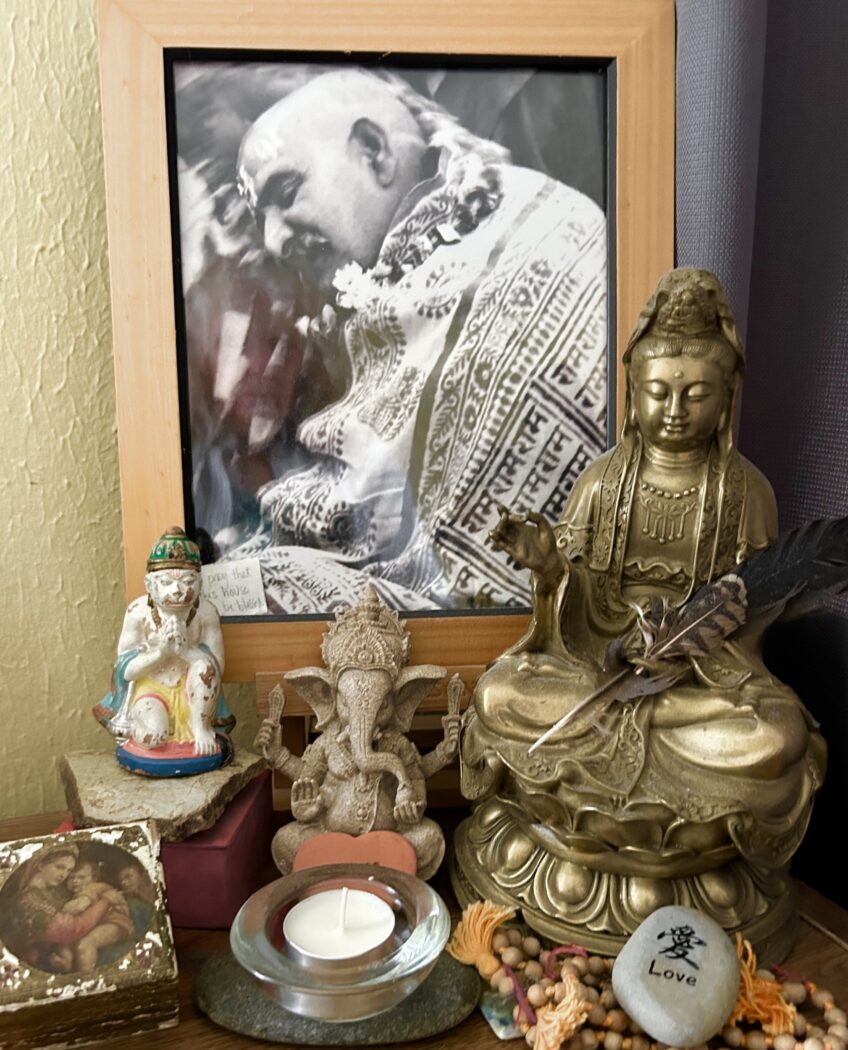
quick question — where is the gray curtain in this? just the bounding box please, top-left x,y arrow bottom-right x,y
676,0 -> 768,336
676,0 -> 848,907
676,0 -> 848,530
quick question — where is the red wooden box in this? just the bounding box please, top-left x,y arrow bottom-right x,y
56,772 -> 274,928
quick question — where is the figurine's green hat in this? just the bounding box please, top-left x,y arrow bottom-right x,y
147,526 -> 202,573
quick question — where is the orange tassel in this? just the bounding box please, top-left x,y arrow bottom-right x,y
533,975 -> 592,1050
446,899 -> 516,966
729,934 -> 797,1036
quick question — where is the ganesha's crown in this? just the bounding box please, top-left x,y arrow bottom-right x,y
322,586 -> 411,679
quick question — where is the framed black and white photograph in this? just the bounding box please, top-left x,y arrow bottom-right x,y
96,0 -> 673,678
168,56 -> 610,615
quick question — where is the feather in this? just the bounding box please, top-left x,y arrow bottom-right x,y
653,574 -> 748,657
529,574 -> 748,753
605,597 -> 674,671
604,665 -> 688,703
737,516 -> 848,622
528,671 -> 628,750
528,663 -> 684,751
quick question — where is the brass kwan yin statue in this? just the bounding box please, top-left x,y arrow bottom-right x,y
452,269 -> 826,961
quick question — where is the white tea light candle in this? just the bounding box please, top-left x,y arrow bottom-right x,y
283,887 -> 395,960
231,864 -> 450,1020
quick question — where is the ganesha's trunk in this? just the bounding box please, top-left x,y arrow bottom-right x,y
348,706 -> 411,790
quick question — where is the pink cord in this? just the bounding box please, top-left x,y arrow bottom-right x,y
773,964 -> 806,984
503,963 -> 537,1026
543,944 -> 589,981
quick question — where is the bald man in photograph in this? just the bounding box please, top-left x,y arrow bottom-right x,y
230,68 -> 607,613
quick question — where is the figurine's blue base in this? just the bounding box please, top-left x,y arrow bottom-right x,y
116,734 -> 234,777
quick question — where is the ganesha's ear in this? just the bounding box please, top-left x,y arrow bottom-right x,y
392,664 -> 446,733
283,667 -> 336,730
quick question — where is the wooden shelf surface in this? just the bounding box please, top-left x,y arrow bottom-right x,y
2,812 -> 847,1049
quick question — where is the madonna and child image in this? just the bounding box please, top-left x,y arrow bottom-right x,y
172,57 -> 608,614
0,841 -> 155,975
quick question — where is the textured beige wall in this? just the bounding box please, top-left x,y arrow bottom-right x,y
1,0 -> 257,819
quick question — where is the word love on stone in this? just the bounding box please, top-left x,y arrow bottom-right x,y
648,959 -> 697,985
612,906 -> 740,1047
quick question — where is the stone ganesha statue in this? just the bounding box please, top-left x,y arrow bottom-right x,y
256,587 -> 462,878
452,269 -> 826,962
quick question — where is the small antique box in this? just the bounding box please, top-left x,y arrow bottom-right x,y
0,820 -> 178,1048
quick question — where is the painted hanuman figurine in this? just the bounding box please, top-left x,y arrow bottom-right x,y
94,527 -> 235,776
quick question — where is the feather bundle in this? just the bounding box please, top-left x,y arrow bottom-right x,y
528,518 -> 848,754
529,574 -> 748,752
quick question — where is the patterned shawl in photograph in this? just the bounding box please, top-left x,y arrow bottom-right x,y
230,148 -> 607,613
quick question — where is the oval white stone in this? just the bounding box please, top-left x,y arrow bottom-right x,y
611,904 -> 741,1047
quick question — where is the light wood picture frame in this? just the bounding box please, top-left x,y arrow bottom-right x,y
96,0 -> 674,683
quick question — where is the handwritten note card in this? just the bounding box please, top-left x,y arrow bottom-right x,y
202,559 -> 268,617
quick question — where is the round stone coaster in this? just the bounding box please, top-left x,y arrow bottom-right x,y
195,950 -> 480,1045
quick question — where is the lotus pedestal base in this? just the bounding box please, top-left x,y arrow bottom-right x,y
451,807 -> 798,967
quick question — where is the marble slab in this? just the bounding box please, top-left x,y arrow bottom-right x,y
58,749 -> 266,841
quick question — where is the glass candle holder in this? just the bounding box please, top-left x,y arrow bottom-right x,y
230,863 -> 450,1021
